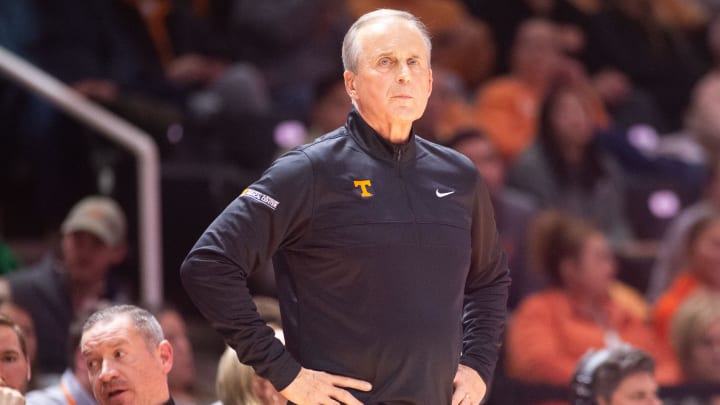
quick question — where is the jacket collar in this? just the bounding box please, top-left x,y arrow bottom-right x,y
345,109 -> 417,162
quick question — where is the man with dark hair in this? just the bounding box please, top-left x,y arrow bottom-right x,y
571,346 -> 661,405
0,313 -> 31,405
182,7 -> 510,405
80,305 -> 174,405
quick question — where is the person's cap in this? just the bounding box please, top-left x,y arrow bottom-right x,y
61,196 -> 127,246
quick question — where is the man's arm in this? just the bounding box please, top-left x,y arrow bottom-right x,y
459,176 -> 511,388
180,151 -> 313,390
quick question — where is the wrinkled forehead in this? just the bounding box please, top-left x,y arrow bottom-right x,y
81,315 -> 136,352
0,325 -> 23,353
356,18 -> 430,58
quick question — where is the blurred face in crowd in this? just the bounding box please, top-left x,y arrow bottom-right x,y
0,325 -> 30,394
549,89 -> 594,150
82,315 -> 173,405
511,19 -> 560,87
344,17 -> 433,140
563,232 -> 616,298
62,231 -> 124,286
598,372 -> 661,405
158,310 -> 194,393
686,319 -> 720,383
688,219 -> 720,289
0,304 -> 36,366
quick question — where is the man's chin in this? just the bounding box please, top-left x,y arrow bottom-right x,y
105,389 -> 132,405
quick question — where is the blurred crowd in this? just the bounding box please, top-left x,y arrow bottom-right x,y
3,0 -> 720,403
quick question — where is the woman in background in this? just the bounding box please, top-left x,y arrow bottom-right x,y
505,211 -> 678,390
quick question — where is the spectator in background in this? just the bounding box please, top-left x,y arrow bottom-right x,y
414,68 -> 475,143
214,346 -> 262,405
507,83 -> 631,246
472,19 -> 608,162
465,0 -> 599,75
647,159 -> 720,303
684,17 -> 720,163
0,302 -> 37,371
472,18 -> 562,162
505,211 -> 678,389
225,0 -> 351,119
447,128 -> 541,308
80,305 -> 174,405
25,308 -> 99,405
668,290 -> 720,404
213,346 -> 285,405
156,306 -> 198,405
0,196 -> 128,378
570,346 -> 662,405
654,213 -> 720,340
0,314 -> 32,405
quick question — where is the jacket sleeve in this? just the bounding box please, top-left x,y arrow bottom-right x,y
180,150 -> 314,390
459,175 -> 511,385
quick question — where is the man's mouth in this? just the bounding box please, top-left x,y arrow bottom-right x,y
108,388 -> 127,399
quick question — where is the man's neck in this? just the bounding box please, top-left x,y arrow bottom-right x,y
358,110 -> 413,144
375,123 -> 412,144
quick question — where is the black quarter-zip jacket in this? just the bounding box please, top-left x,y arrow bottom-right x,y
181,109 -> 510,404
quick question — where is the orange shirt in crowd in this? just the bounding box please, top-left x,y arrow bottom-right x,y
653,272 -> 700,341
506,289 -> 680,387
472,77 -> 541,162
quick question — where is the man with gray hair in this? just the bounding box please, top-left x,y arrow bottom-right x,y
182,8 -> 510,405
80,305 -> 174,405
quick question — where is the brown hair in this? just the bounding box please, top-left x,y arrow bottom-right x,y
529,210 -> 598,287
670,290 -> 720,376
0,313 -> 27,359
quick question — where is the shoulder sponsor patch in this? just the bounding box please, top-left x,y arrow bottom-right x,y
240,188 -> 280,210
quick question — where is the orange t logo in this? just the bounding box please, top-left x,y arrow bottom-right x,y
353,180 -> 373,197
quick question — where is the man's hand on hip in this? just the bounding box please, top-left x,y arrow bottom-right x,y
451,364 -> 486,405
280,367 -> 372,405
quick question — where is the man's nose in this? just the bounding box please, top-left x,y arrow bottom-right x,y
98,360 -> 119,381
396,62 -> 411,83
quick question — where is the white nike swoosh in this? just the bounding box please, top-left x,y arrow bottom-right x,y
435,189 -> 455,198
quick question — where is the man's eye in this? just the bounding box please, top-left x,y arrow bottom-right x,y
114,350 -> 126,359
2,354 -> 16,363
408,59 -> 418,65
87,359 -> 99,371
379,58 -> 392,66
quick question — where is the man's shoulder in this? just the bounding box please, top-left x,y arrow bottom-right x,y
25,385 -> 65,405
7,256 -> 59,286
416,136 -> 478,175
296,126 -> 348,154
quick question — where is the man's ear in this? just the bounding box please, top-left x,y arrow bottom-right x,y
26,362 -> 31,382
157,340 -> 174,375
427,68 -> 433,98
344,71 -> 358,100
